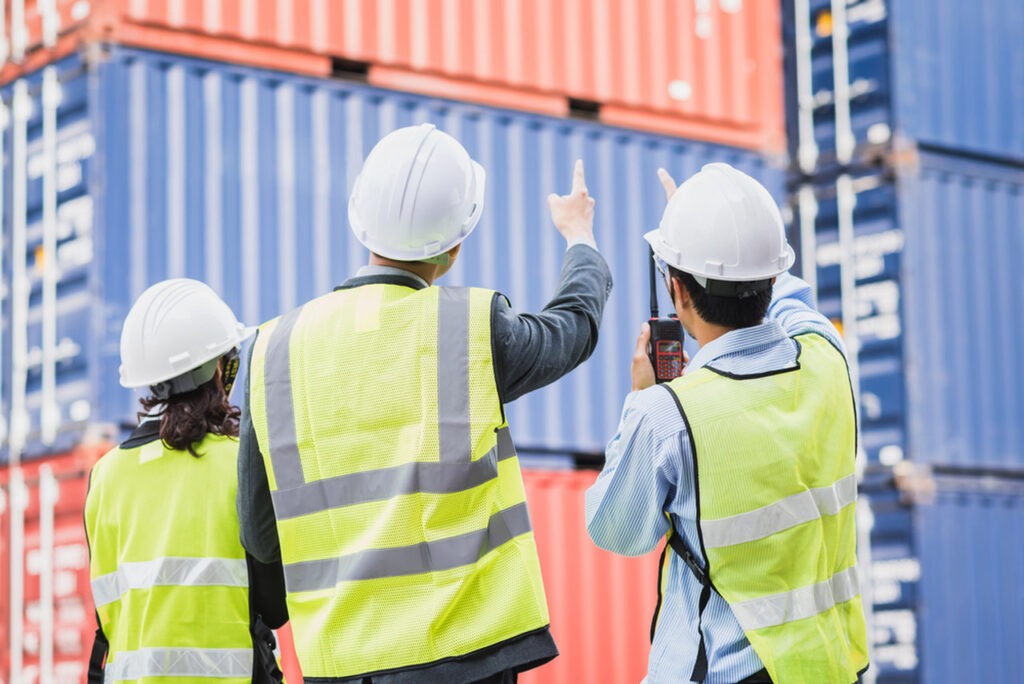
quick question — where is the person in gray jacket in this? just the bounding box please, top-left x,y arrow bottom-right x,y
236,124 -> 612,683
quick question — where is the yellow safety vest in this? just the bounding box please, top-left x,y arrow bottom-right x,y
85,432 -> 254,684
247,284 -> 550,679
663,332 -> 869,683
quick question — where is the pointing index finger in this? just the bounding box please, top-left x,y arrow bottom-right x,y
572,159 -> 587,195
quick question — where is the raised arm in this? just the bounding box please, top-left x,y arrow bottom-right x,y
492,161 -> 614,402
768,272 -> 846,354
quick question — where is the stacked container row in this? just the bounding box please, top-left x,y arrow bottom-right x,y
784,0 -> 1024,682
0,46 -> 784,462
1,0 -> 785,151
784,0 -> 1024,468
859,468 -> 1024,682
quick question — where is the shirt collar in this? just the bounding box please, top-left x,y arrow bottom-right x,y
337,265 -> 430,291
355,265 -> 429,289
687,319 -> 789,372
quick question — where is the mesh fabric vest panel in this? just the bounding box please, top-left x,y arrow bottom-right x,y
85,435 -> 253,684
248,284 -> 549,678
667,333 -> 868,683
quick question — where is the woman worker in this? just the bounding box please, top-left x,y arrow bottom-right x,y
85,278 -> 286,683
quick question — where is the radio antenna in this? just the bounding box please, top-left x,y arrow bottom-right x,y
649,247 -> 659,319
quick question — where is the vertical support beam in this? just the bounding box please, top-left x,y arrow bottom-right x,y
8,469 -> 28,684
857,496 -> 877,684
797,184 -> 819,297
836,173 -> 861,416
41,67 -> 62,445
39,465 -> 61,684
793,0 -> 819,173
11,0 -> 27,62
0,99 -> 7,447
42,0 -> 61,47
830,0 -> 855,164
8,78 -> 32,684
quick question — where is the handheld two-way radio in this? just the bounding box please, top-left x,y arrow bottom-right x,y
647,248 -> 685,383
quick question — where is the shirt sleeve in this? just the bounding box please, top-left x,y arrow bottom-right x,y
768,272 -> 847,355
585,387 -> 679,557
237,336 -> 283,565
491,243 -> 613,403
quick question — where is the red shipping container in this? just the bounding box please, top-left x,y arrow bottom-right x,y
0,446 -> 108,684
3,0 -> 783,151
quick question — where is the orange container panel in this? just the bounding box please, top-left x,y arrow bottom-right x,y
0,446 -> 108,684
2,0 -> 784,150
521,469 -> 660,684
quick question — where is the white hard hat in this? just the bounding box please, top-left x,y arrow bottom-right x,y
119,279 -> 254,394
348,123 -> 486,261
644,163 -> 795,286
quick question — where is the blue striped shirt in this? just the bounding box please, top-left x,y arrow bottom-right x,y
585,273 -> 846,684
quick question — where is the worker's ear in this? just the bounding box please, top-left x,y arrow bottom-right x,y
671,275 -> 689,312
434,243 -> 461,279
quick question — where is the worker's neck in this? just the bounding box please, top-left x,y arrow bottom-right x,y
691,320 -> 736,348
368,254 -> 439,286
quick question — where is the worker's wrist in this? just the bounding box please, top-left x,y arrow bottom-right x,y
565,234 -> 598,251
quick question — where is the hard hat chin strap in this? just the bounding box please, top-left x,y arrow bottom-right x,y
693,274 -> 774,299
149,357 -> 221,400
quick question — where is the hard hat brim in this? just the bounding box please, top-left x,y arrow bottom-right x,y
119,322 -> 255,389
644,229 -> 796,282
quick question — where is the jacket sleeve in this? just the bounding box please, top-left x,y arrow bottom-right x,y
491,244 -> 613,403
237,336 -> 284,565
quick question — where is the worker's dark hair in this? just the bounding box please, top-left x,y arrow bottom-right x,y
669,266 -> 773,329
138,362 -> 239,458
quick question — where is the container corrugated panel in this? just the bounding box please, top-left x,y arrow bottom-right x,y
1,47 -> 784,459
913,477 -> 1024,682
2,0 -> 785,151
0,445 -> 107,683
802,150 -> 1024,469
861,471 -> 1024,684
783,0 -> 1024,167
782,0 -> 892,168
897,151 -> 1024,469
888,0 -> 1024,161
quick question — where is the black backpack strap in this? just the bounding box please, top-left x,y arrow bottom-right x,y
87,624 -> 108,684
667,521 -> 714,683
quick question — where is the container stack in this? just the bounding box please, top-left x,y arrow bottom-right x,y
783,0 -> 1024,682
0,2 -> 790,683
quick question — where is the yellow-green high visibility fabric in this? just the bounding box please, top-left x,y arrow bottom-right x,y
667,333 -> 869,684
248,284 -> 549,679
85,434 -> 253,684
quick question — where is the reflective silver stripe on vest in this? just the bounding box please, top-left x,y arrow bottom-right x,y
701,473 -> 858,549
271,427 -> 518,520
284,501 -> 532,592
104,647 -> 253,682
91,557 -> 249,608
730,565 -> 861,631
437,287 -> 472,463
264,306 -> 306,490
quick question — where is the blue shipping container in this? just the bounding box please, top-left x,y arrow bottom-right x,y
860,470 -> 1024,683
1,46 -> 784,459
799,149 -> 1024,469
783,0 -> 1024,166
